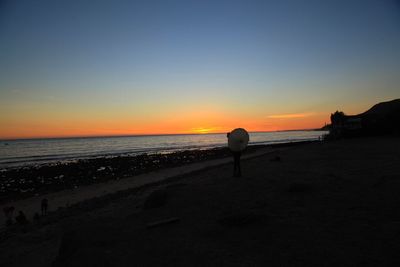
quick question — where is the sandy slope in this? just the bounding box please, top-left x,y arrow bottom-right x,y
0,147 -> 275,227
1,137 -> 400,267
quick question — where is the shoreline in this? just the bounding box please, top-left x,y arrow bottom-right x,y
0,131 -> 327,169
1,136 -> 400,266
0,141 -> 317,204
0,138 -> 321,169
0,129 -> 324,142
0,142 -> 311,227
0,146 -> 284,230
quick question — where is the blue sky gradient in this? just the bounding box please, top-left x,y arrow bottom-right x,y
1,0 -> 399,137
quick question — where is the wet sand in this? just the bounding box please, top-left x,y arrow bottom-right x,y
1,136 -> 400,266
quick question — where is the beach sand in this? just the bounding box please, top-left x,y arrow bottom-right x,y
0,146 -> 276,226
1,136 -> 400,266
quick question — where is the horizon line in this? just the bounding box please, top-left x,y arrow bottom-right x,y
0,128 -> 324,141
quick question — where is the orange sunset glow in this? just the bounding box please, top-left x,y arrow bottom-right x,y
1,0 -> 399,140
0,108 -> 328,139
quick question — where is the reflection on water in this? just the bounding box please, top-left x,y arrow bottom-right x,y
0,131 -> 327,167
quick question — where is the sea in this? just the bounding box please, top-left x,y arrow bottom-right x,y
0,130 -> 327,168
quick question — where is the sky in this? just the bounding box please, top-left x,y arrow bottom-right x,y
0,0 -> 399,139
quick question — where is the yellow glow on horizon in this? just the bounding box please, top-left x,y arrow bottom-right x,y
0,115 -> 328,139
191,127 -> 222,134
268,113 -> 315,119
0,101 -> 329,139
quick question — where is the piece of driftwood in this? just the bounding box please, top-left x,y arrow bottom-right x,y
146,217 -> 180,229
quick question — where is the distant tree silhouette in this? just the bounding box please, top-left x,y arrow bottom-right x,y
330,111 -> 346,126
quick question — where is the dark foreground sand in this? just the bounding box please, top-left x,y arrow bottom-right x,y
1,136 -> 400,267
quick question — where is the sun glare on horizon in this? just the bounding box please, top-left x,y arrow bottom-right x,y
0,0 -> 399,139
191,127 -> 222,134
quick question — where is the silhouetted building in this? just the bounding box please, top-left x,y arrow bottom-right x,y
329,99 -> 400,138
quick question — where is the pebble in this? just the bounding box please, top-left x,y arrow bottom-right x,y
0,146 -> 250,202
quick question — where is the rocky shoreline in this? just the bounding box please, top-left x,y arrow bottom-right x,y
0,148 -> 223,203
0,141 -> 317,204
2,137 -> 399,266
0,143 -> 298,204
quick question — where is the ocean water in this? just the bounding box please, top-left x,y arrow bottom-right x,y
0,131 -> 327,168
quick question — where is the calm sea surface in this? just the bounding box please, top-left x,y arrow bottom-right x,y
0,131 -> 327,168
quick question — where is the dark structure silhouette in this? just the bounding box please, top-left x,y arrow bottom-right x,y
328,99 -> 400,138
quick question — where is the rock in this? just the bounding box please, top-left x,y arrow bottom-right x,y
97,167 -> 106,172
146,217 -> 180,229
143,189 -> 168,209
270,155 -> 281,162
218,211 -> 262,227
53,222 -> 127,267
287,183 -> 312,193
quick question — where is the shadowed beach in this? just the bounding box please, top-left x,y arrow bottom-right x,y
1,136 -> 399,266
1,0 -> 399,266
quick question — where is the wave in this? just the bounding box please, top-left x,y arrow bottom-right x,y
0,131 -> 327,168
